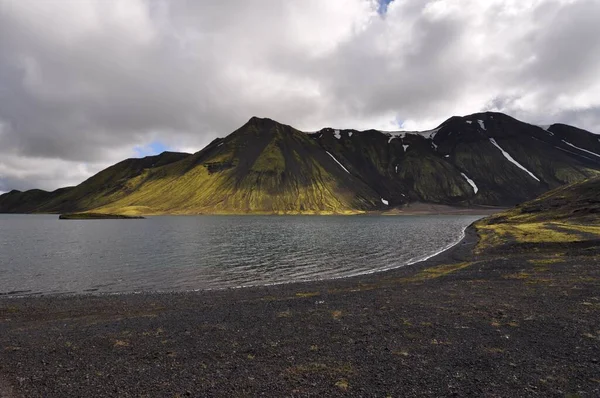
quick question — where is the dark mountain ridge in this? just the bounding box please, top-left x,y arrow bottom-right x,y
311,111 -> 600,207
1,112 -> 599,215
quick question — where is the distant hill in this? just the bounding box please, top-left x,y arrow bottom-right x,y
0,151 -> 189,214
472,175 -> 600,256
2,112 -> 600,215
486,176 -> 600,224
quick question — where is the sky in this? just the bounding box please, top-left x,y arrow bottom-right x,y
1,0 -> 600,192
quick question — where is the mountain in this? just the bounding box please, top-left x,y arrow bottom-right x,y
312,112 -> 600,207
81,117 -> 381,215
1,112 -> 600,215
0,151 -> 190,214
489,175 -> 600,224
0,187 -> 74,214
473,175 -> 600,255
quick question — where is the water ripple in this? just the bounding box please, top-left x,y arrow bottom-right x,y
0,214 -> 483,295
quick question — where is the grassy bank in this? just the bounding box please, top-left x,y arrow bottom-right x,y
58,213 -> 145,220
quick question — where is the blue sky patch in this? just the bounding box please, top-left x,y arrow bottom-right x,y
134,141 -> 170,157
394,115 -> 405,129
378,0 -> 394,15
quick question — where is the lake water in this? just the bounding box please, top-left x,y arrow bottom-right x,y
0,214 -> 482,296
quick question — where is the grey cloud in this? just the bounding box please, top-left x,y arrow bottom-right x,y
524,0 -> 600,85
0,0 -> 599,192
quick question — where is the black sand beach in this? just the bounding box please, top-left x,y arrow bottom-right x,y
1,226 -> 599,397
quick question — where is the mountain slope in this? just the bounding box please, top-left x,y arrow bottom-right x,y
92,117 -> 381,214
1,112 -> 599,215
0,152 -> 190,214
313,112 -> 600,207
489,176 -> 600,224
473,175 -> 600,256
0,187 -> 74,214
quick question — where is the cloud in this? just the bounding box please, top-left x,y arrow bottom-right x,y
0,0 -> 599,190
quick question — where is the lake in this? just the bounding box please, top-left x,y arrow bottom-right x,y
0,214 -> 483,296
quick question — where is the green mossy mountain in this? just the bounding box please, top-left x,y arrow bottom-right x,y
2,112 -> 600,215
473,175 -> 600,254
0,151 -> 189,214
487,176 -> 600,224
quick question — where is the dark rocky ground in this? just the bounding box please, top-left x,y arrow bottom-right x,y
1,227 -> 599,397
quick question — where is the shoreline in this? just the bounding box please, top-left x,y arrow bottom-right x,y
1,205 -> 506,217
0,219 -> 479,299
2,223 -> 599,397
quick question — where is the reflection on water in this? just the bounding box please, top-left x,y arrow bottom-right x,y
0,214 -> 482,295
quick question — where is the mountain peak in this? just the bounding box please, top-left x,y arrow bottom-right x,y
239,116 -> 299,137
467,111 -> 503,118
247,116 -> 279,126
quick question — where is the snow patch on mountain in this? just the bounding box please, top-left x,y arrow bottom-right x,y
461,172 -> 478,194
538,125 -> 554,136
384,127 -> 440,142
326,151 -> 350,174
562,140 -> 600,159
489,138 -> 540,182
386,131 -> 406,143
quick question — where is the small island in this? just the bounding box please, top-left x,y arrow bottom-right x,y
59,213 -> 145,220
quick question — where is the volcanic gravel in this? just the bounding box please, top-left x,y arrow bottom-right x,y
1,227 -> 599,397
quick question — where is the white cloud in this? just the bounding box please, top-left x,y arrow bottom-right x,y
0,154 -> 114,191
0,0 -> 599,190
